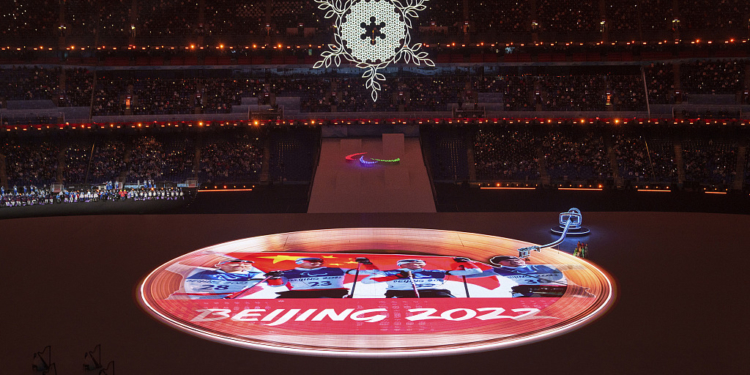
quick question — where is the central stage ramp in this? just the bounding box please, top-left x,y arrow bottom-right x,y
308,134 -> 436,213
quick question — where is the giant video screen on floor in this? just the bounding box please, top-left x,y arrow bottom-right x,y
139,228 -> 614,356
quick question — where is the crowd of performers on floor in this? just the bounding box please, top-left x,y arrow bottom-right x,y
0,182 -> 184,208
574,242 -> 589,258
166,255 -> 593,300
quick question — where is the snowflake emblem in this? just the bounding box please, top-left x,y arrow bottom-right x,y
314,0 -> 434,101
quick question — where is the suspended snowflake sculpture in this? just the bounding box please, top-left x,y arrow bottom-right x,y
314,0 -> 434,101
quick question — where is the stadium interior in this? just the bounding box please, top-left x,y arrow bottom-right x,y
1,0 -> 747,374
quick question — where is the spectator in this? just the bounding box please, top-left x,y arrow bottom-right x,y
543,131 -> 611,181
199,133 -> 264,182
645,63 -> 674,104
474,126 -> 540,180
681,60 -> 745,95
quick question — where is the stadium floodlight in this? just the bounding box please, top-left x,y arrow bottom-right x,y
314,0 -> 434,101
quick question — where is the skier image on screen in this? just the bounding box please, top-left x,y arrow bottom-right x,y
467,256 -> 594,298
166,258 -> 266,300
266,257 -> 376,298
362,258 -> 482,298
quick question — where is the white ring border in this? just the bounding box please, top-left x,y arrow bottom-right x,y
137,227 -> 616,357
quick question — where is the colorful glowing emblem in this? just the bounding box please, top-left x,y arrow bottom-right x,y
138,228 -> 615,357
345,152 -> 401,165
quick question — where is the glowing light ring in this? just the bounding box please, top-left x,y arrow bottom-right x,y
372,157 -> 400,163
138,228 -> 615,357
359,155 -> 378,164
314,0 -> 434,102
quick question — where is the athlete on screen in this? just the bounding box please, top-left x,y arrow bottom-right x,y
488,256 -> 568,297
166,258 -> 266,300
468,256 -> 593,298
362,258 -> 482,298
266,257 -> 376,298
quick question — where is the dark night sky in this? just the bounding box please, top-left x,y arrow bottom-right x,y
2,212 -> 748,374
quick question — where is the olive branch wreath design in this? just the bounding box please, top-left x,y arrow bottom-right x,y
313,0 -> 435,101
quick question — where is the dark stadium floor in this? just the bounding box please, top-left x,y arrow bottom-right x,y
2,212 -> 746,375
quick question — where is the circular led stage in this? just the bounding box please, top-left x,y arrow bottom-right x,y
138,228 -> 614,357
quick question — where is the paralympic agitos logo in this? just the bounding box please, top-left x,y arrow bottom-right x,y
138,228 -> 614,357
345,152 -> 400,165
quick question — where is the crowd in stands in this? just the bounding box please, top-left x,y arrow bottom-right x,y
474,127 -> 540,180
138,0 -> 199,37
199,134 -> 263,182
682,140 -> 737,186
65,0 -> 98,37
268,77 -> 334,112
401,76 -> 466,112
543,132 -> 610,181
60,68 -> 94,107
0,0 -> 58,37
1,131 -> 273,187
611,134 -> 680,184
2,63 -> 747,116
605,0 -> 640,32
537,75 -> 607,111
499,75 -> 534,111
644,139 -> 679,182
322,77 -> 398,113
92,74 -> 129,116
3,0 -> 750,42
63,142 -> 91,183
98,0 -> 132,37
431,127 -> 737,187
644,63 -> 675,104
131,77 -> 198,115
271,0 -> 327,32
202,79 -> 239,114
90,140 -> 126,183
417,0 -> 463,34
2,138 -> 60,186
0,126 -> 746,200
157,136 -> 196,181
679,0 -> 750,30
205,0 -> 265,36
640,0 -> 675,33
536,0 -> 600,33
123,135 -> 196,183
613,134 -> 653,182
471,128 -> 741,188
0,66 -> 59,100
608,74 -> 647,111
127,136 -> 168,182
1,115 -> 59,126
470,0 -> 529,33
681,60 -> 745,95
